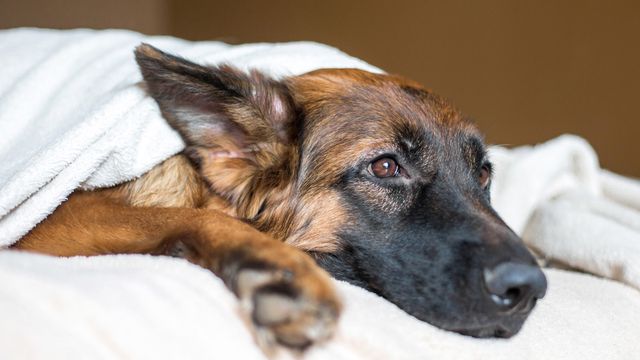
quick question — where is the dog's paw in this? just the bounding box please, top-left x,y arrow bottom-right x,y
235,262 -> 341,350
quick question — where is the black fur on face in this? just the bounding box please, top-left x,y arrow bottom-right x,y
313,137 -> 537,336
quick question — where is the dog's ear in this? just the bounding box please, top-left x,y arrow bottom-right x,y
135,43 -> 297,150
135,44 -> 298,215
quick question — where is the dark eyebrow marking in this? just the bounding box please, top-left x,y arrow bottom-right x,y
465,136 -> 487,167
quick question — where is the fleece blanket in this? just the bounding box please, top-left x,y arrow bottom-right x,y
1,253 -> 639,360
1,28 -> 640,359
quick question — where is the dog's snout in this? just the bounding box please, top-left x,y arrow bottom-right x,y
483,262 -> 547,311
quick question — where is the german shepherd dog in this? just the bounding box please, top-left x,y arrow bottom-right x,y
15,44 -> 547,349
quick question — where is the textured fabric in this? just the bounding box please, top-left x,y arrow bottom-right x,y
1,251 -> 638,360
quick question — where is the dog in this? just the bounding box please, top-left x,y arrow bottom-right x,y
14,44 -> 547,349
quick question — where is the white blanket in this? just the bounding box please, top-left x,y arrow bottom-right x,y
1,252 -> 639,360
1,29 -> 640,359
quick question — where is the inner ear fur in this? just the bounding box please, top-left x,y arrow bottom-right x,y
134,43 -> 300,218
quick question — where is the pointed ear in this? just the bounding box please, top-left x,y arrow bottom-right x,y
135,44 -> 299,216
134,43 -> 298,153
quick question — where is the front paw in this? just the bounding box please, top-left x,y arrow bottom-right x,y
235,261 -> 341,350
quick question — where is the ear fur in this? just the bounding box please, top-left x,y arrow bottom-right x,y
134,43 -> 299,217
135,43 -> 297,148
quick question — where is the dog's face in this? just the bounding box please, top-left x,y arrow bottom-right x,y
136,44 -> 546,338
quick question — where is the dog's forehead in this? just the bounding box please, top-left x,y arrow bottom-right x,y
291,69 -> 482,155
291,69 -> 486,187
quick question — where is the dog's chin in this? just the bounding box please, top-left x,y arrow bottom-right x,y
453,322 -> 523,339
444,313 -> 529,339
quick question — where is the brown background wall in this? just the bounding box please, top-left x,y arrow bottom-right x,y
1,0 -> 639,177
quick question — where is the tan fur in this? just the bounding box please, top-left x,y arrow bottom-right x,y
107,155 -> 207,208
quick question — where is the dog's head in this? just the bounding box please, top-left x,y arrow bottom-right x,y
136,44 -> 546,338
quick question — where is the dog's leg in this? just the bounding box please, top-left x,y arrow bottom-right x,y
16,191 -> 340,349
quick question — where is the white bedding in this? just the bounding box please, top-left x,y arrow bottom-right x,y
1,252 -> 639,360
1,28 -> 639,359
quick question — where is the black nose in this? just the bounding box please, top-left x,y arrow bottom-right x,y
483,262 -> 547,311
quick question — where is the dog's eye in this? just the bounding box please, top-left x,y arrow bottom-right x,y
369,157 -> 399,178
479,164 -> 491,188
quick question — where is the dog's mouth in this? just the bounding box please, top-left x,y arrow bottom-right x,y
452,304 -> 536,338
455,323 -> 522,338
412,293 -> 537,339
